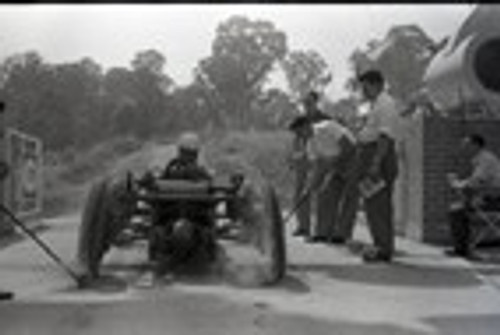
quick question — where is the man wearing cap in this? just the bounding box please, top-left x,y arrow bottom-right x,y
288,91 -> 330,238
352,70 -> 399,262
303,91 -> 331,124
154,132 -> 213,278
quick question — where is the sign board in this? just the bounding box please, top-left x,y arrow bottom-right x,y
4,128 -> 43,217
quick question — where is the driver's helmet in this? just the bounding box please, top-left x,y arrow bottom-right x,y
177,132 -> 201,154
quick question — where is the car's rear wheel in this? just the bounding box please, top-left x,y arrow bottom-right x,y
76,179 -> 110,278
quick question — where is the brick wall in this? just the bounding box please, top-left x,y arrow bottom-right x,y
395,112 -> 424,241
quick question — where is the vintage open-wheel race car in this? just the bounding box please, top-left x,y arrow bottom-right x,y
75,168 -> 286,287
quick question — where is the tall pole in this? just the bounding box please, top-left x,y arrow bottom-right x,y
0,101 -> 11,235
0,101 -> 14,300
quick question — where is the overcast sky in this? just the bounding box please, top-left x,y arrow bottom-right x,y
0,4 -> 475,99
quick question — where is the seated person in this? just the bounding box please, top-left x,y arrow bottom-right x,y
161,132 -> 213,221
156,132 -> 214,270
447,134 -> 500,259
162,132 -> 212,182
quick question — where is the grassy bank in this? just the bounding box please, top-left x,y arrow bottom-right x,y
42,130 -> 295,217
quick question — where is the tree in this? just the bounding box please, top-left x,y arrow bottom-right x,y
102,49 -> 174,139
282,50 -> 332,101
0,53 -> 109,150
170,84 -> 212,133
195,15 -> 288,129
50,59 -> 106,148
102,67 -> 140,137
131,49 -> 173,95
0,52 -> 68,149
322,97 -> 359,132
347,24 -> 438,102
131,49 -> 174,137
247,88 -> 298,130
132,49 -> 166,76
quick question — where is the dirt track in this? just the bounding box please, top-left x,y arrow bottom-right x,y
2,143 -> 500,334
3,212 -> 500,335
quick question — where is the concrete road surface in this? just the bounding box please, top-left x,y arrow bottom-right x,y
2,214 -> 500,335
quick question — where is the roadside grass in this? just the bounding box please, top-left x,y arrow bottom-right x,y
42,130 -> 295,217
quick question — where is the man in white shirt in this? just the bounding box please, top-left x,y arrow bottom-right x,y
447,134 -> 500,259
307,118 -> 357,243
352,70 -> 399,262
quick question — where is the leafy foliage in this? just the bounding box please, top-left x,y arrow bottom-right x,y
0,19 -> 439,159
195,15 -> 288,129
347,24 -> 439,102
282,50 -> 332,100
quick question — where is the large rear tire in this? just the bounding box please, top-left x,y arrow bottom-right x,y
76,176 -> 135,279
260,184 -> 286,284
76,180 -> 109,278
229,181 -> 286,286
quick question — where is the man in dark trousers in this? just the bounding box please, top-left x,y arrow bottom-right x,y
288,91 -> 330,239
288,115 -> 313,238
352,70 -> 399,263
307,118 -> 357,244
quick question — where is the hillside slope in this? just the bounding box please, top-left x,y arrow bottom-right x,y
42,131 -> 294,217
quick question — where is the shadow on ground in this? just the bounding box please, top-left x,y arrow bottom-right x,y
289,262 -> 482,288
0,224 -> 50,251
0,294 -> 429,335
423,313 -> 500,335
273,274 -> 311,294
58,274 -> 129,295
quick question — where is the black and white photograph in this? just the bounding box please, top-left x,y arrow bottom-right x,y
1,3 -> 500,334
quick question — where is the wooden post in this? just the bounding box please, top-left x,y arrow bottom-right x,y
0,101 -> 13,235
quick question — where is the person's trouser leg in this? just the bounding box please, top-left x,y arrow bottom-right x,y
336,162 -> 360,240
335,180 -> 359,240
312,159 -> 327,238
364,182 -> 395,257
336,145 -> 363,240
295,161 -> 311,235
316,174 -> 343,238
361,138 -> 398,258
448,205 -> 470,254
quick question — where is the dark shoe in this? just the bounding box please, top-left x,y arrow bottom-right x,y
444,248 -> 471,258
346,240 -> 365,254
0,291 -> 14,301
362,249 -> 392,263
329,237 -> 346,245
306,236 -> 329,243
464,252 -> 483,262
293,230 -> 308,237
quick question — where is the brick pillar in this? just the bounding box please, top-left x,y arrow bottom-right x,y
422,117 -> 460,243
393,110 -> 426,241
